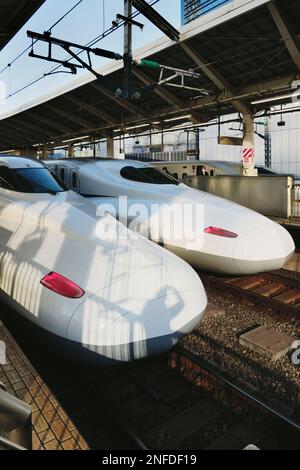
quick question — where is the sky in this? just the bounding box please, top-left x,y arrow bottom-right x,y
0,0 -> 181,116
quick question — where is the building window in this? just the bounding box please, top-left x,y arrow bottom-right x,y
182,0 -> 232,25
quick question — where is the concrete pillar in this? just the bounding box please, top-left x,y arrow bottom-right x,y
24,147 -> 38,158
67,143 -> 75,158
107,137 -> 115,158
42,147 -> 48,159
242,114 -> 257,176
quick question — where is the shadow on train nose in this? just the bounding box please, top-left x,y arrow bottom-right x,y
66,282 -> 206,365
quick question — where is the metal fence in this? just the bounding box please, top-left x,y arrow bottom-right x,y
125,151 -> 189,162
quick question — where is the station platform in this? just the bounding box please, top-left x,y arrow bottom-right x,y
0,320 -> 89,451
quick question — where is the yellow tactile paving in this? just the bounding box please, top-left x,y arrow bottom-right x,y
0,320 -> 89,451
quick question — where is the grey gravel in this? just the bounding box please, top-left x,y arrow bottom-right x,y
180,286 -> 300,419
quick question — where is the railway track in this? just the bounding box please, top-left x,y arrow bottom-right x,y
2,295 -> 300,450
112,351 -> 300,450
199,269 -> 300,318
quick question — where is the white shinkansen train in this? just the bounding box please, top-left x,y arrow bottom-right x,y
0,157 -> 207,365
45,158 -> 295,275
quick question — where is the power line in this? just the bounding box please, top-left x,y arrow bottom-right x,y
0,0 -> 85,76
1,0 -> 160,104
49,0 -> 85,31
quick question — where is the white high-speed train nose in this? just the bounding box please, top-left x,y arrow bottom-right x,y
232,221 -> 295,275
66,251 -> 207,364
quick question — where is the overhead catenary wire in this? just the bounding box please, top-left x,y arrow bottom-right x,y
48,0 -> 85,32
0,0 -> 85,76
5,0 -> 283,104
0,0 -> 291,110
3,0 -> 279,104
0,0 -> 160,103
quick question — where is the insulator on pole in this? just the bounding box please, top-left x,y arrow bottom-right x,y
134,58 -> 161,69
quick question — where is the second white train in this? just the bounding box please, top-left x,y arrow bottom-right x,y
46,158 -> 295,275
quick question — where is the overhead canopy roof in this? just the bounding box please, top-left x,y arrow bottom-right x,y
0,0 -> 45,51
0,0 -> 299,150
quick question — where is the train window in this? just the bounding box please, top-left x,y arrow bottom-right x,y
182,173 -> 187,179
120,166 -> 179,185
60,167 -> 65,182
0,167 -> 16,190
210,170 -> 214,176
173,173 -> 178,179
71,171 -> 78,189
12,168 -> 68,194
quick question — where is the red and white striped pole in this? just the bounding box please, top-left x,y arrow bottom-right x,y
242,114 -> 257,176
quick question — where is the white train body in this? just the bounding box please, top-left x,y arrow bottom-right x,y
46,159 -> 295,275
0,157 -> 207,364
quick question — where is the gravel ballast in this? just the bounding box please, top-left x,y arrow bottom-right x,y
180,286 -> 300,420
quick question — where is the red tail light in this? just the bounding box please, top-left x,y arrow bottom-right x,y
204,226 -> 238,238
40,272 -> 85,299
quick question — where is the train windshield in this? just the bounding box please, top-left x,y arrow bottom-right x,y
120,166 -> 179,185
0,167 -> 68,194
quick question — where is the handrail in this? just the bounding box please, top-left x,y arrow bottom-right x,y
0,434 -> 26,451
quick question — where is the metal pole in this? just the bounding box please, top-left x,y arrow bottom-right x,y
196,128 -> 200,160
186,130 -> 189,154
264,116 -> 272,168
123,0 -> 132,100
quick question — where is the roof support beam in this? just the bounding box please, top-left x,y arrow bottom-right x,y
160,73 -> 298,117
64,95 -> 117,125
111,72 -> 300,130
0,125 -> 35,145
0,131 -> 25,145
0,72 -> 298,148
132,66 -> 206,124
180,41 -> 251,115
43,103 -> 96,129
26,112 -> 72,134
90,81 -> 147,119
0,119 -> 40,140
268,1 -> 300,70
6,118 -> 49,139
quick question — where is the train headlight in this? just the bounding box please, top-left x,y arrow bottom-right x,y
40,272 -> 85,299
204,226 -> 238,238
